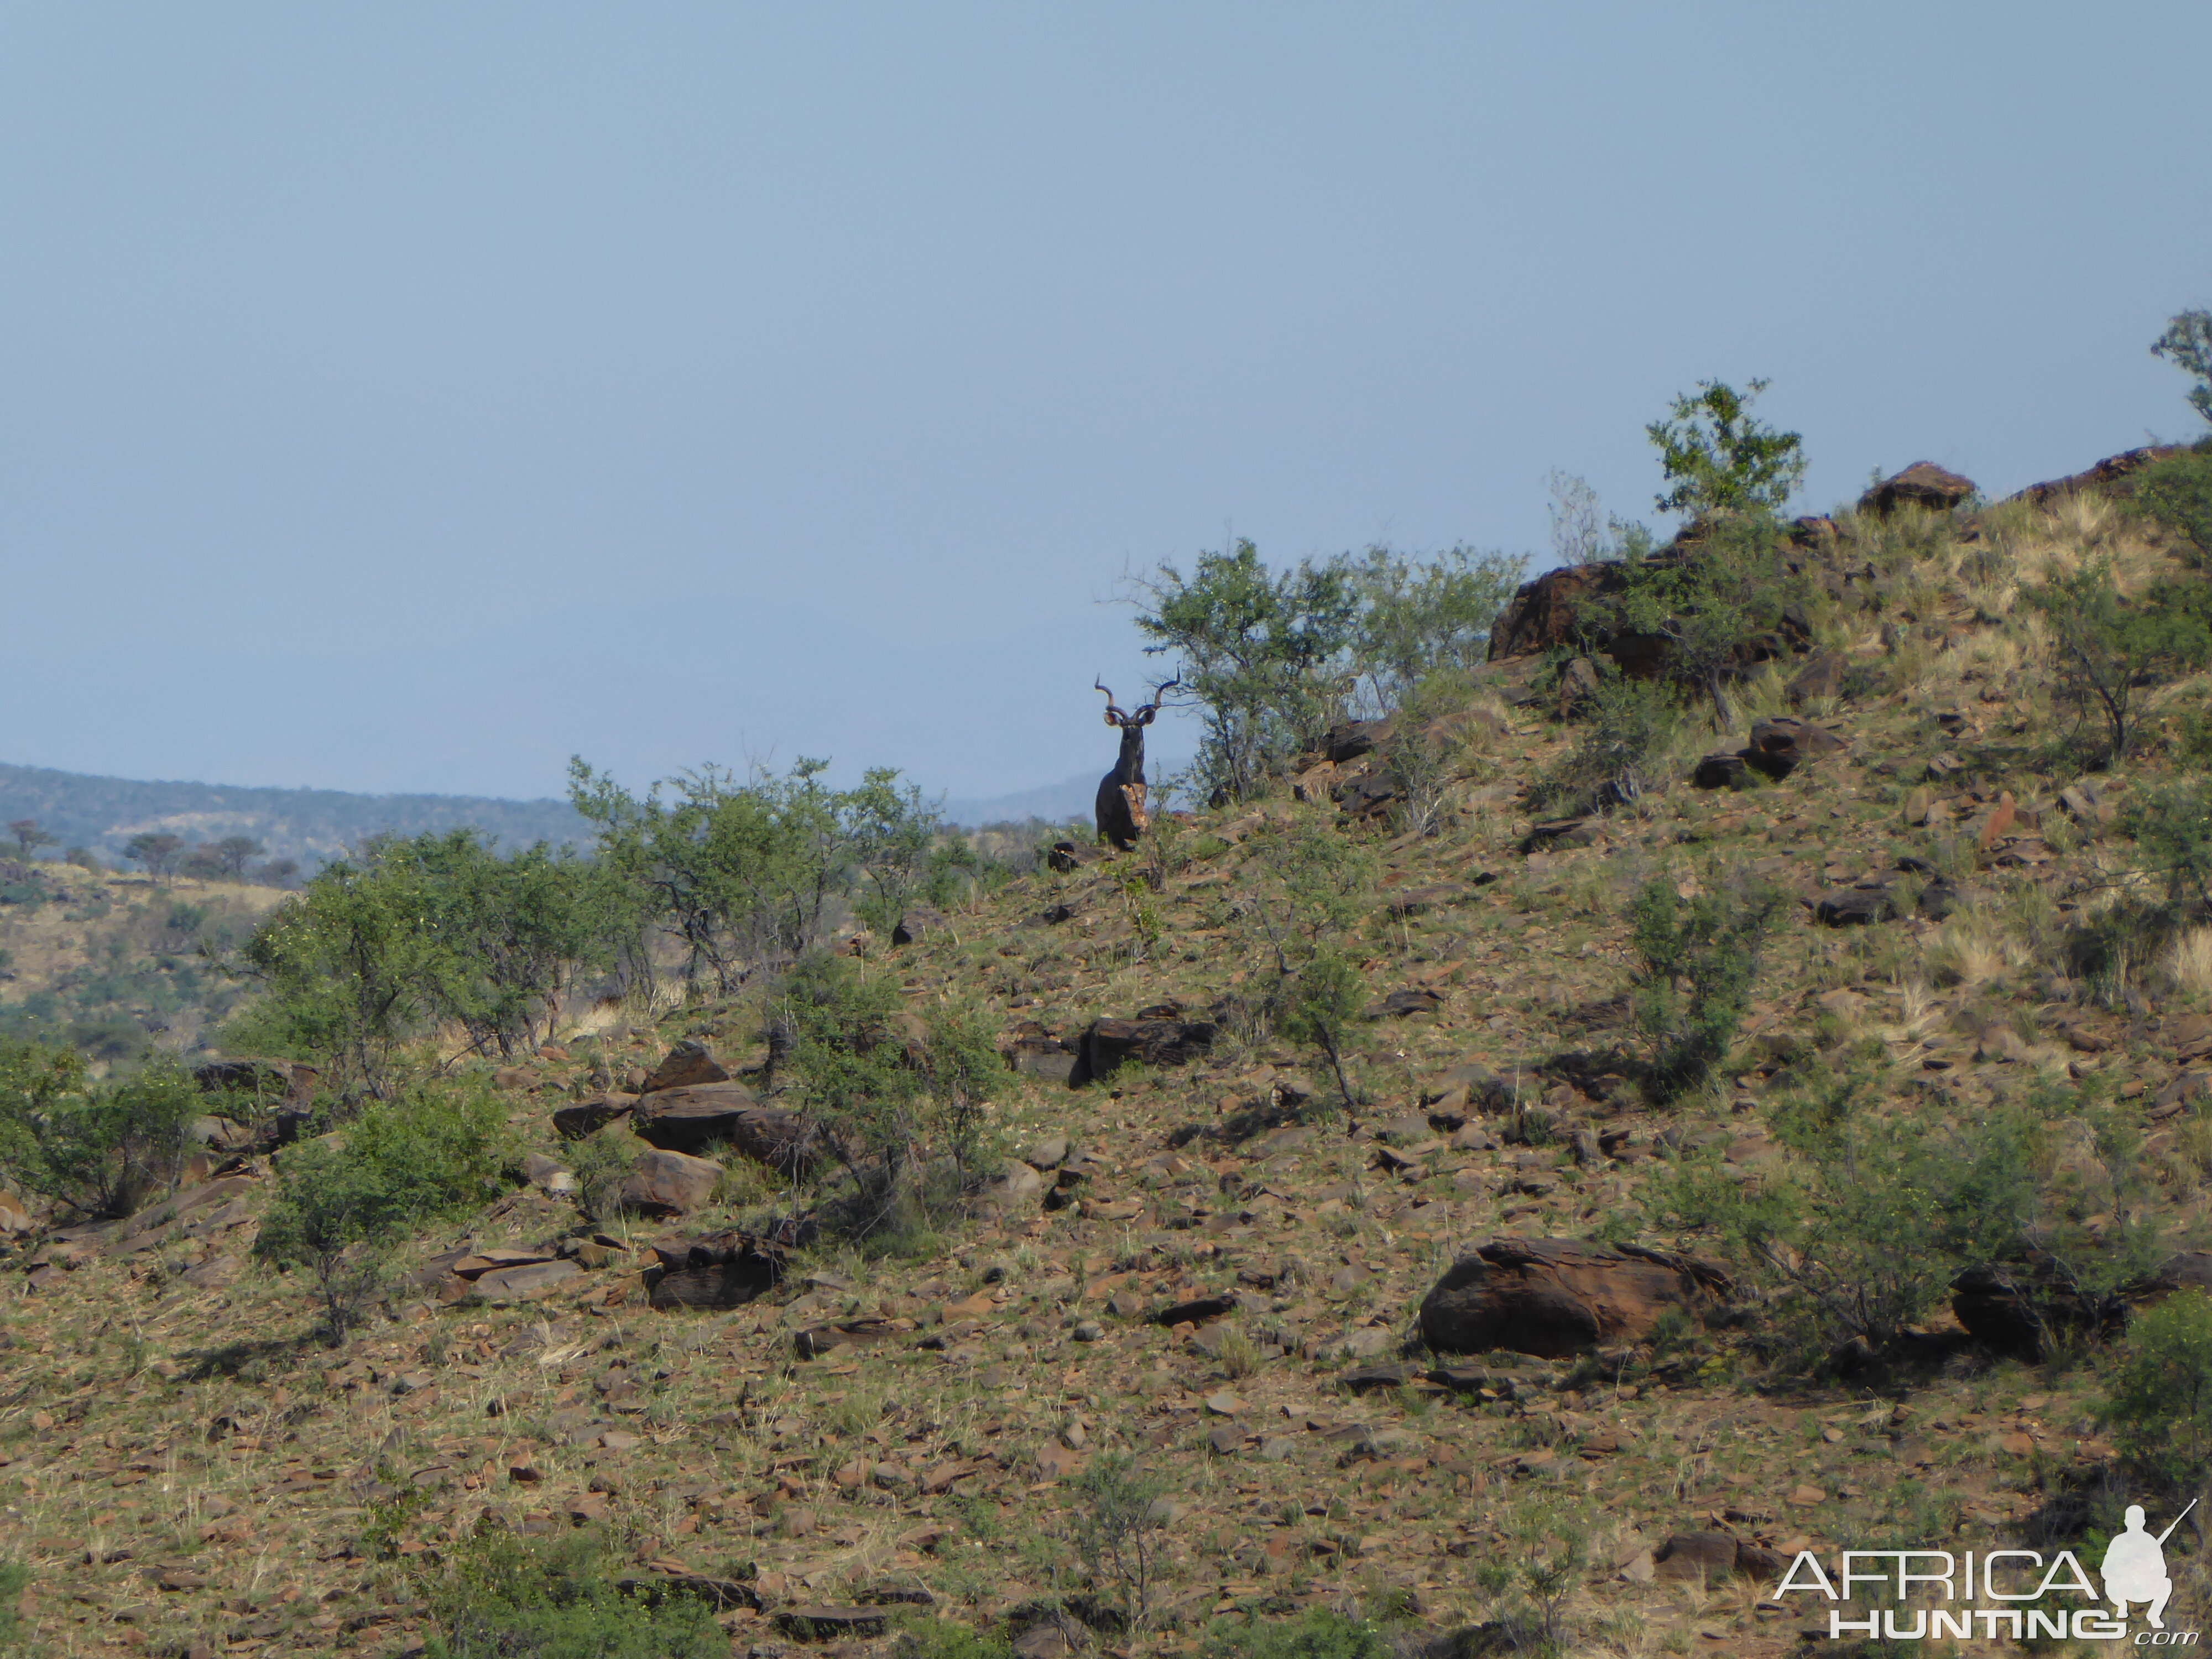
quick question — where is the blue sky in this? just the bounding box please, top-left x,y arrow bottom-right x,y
3,4 -> 2208,805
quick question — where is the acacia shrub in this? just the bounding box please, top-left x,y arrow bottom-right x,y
0,1043 -> 200,1219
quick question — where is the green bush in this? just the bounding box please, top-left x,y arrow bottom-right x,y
2131,441 -> 2212,564
420,1525 -> 724,1659
1201,1609 -> 1387,1659
1531,672 -> 1678,816
237,829 -> 637,1094
2025,559 -> 2212,763
1070,1453 -> 1169,1632
895,1620 -> 1012,1659
1236,810 -> 1378,1113
0,1556 -> 26,1646
255,1079 -> 508,1339
2106,1289 -> 2212,1488
1626,876 -> 1782,1095
0,1043 -> 200,1219
2152,307 -> 2212,428
1663,1065 -> 2057,1366
2126,779 -> 2212,914
1645,378 -> 1805,519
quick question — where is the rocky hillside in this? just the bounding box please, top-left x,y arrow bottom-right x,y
7,446 -> 2212,1657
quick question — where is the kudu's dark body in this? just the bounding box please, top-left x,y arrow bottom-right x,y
1092,679 -> 1174,851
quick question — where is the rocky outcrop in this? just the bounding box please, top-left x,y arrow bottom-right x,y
1418,1238 -> 1731,1359
637,1040 -> 729,1094
1076,1016 -> 1216,1083
1952,1250 -> 2212,1359
630,1083 -> 816,1173
2016,445 -> 2188,508
1860,462 -> 1978,517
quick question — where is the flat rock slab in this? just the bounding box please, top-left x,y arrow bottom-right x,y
473,1260 -> 583,1301
1420,1237 -> 1731,1359
632,1083 -> 814,1172
552,1094 -> 637,1139
776,1606 -> 888,1639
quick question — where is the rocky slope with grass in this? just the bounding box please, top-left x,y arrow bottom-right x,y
8,443 -> 2212,1657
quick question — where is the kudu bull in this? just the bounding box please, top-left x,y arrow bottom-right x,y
1093,676 -> 1179,851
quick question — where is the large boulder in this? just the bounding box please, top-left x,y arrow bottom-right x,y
1077,1018 -> 1216,1083
1860,462 -> 1977,517
1418,1238 -> 1731,1359
1487,565 -> 1615,660
631,1083 -> 816,1172
637,1040 -> 729,1094
1743,716 -> 1847,779
552,1093 -> 637,1139
646,1229 -> 785,1310
619,1149 -> 724,1218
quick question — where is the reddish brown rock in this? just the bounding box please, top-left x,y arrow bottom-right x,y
646,1229 -> 784,1310
1488,565 -> 1614,660
618,1149 -> 724,1218
631,1083 -> 816,1173
1860,462 -> 1978,517
2017,445 -> 2188,508
637,1041 -> 729,1095
552,1094 -> 637,1139
1418,1238 -> 1731,1358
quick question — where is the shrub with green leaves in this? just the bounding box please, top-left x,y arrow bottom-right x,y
2131,440 -> 2212,565
1201,1609 -> 1387,1659
2025,558 -> 2212,763
1663,1063 -> 2063,1366
2127,780 -> 2212,913
1129,539 -> 1523,804
254,1078 -> 509,1339
0,1556 -> 27,1646
420,1524 -> 724,1659
236,828 -> 635,1095
1531,671 -> 1678,816
0,1042 -> 200,1219
1626,876 -> 1782,1095
1645,377 -> 1804,519
2105,1288 -> 2212,1489
1236,810 -> 1378,1112
2153,307 -> 2212,428
1069,1453 -> 1168,1632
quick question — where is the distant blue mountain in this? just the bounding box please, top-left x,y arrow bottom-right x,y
0,761 -> 586,869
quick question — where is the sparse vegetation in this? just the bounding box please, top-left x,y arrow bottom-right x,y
17,397 -> 2212,1658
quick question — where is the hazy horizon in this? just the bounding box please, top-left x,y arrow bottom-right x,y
6,4 -> 2208,803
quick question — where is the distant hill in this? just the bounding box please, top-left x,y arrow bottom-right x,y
0,761 -> 586,869
938,753 -> 1193,828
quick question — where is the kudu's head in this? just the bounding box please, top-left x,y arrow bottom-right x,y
1095,676 -> 1177,782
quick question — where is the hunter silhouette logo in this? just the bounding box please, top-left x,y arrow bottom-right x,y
2104,1499 -> 2193,1631
1775,1496 -> 2201,1642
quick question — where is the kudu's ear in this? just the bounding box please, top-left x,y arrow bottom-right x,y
1104,709 -> 1121,728
1136,706 -> 1158,726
